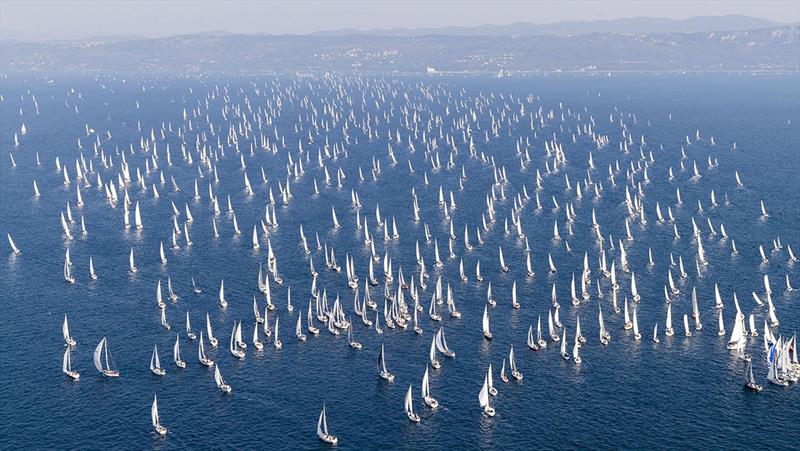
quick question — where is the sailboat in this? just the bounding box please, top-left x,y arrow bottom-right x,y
89,256 -> 97,280
570,273 -> 580,306
422,366 -> 438,408
155,280 -> 166,309
623,298 -> 632,330
296,314 -> 307,341
230,322 -> 245,358
183,312 -> 196,340
347,322 -> 362,350
63,314 -> 77,346
527,324 -> 539,351
174,334 -> 186,368
413,305 -> 423,335
129,249 -> 137,273
744,360 -> 762,392
198,331 -> 214,367
64,252 -> 75,284
253,322 -> 264,351
429,335 -> 441,369
167,278 -> 178,301
152,395 -> 167,436
378,344 -> 395,381
214,365 -> 232,393
665,304 -> 675,336
307,300 -> 320,335
536,316 -> 548,348
560,329 -> 570,360
7,233 -> 21,255
160,307 -> 170,330
509,346 -> 523,380
499,246 -> 509,272
317,404 -> 338,445
598,305 -> 610,345
511,281 -> 520,309
435,327 -> 456,358
93,337 -> 119,377
150,344 -> 166,376
206,313 -> 218,347
478,374 -> 495,417
767,342 -> 788,387
63,347 -> 80,380
134,202 -> 143,229
691,287 -> 702,330
405,385 -> 421,423
482,305 -> 492,340
548,309 -> 559,342
218,279 -> 228,308
274,316 -> 282,349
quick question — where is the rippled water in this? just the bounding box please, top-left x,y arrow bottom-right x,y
1,73 -> 798,449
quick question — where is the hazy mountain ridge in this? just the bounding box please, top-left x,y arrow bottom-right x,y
2,14 -> 788,41
311,15 -> 790,37
2,26 -> 797,74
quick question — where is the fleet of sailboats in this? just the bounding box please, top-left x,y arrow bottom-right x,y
4,74 -> 794,443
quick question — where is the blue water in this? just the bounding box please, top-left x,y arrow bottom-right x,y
1,73 -> 799,449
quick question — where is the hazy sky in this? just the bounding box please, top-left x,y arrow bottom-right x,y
2,0 -> 798,40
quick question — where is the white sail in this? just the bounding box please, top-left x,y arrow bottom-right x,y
318,406 -> 328,438
482,305 -> 491,338
150,344 -> 162,371
93,338 -> 105,372
61,343 -> 74,372
129,249 -> 136,272
151,395 -> 160,428
478,374 -> 493,415
7,234 -> 20,254
219,279 -> 227,307
173,334 -> 182,363
156,280 -> 164,308
206,312 -> 216,344
316,404 -> 335,443
134,201 -> 142,229
665,304 -> 674,335
404,385 -> 417,419
728,312 -> 746,350
422,366 -> 432,399
62,315 -> 73,345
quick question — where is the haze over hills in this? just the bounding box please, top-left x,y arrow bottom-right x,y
0,14 -> 794,42
312,15 -> 791,37
0,16 -> 797,74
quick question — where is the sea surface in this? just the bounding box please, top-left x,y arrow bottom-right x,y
1,73 -> 799,449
